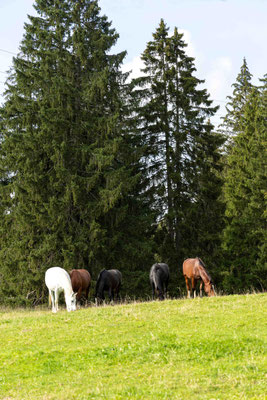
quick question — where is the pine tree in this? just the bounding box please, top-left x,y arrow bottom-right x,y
130,20 -> 225,291
0,0 -> 151,304
222,81 -> 267,292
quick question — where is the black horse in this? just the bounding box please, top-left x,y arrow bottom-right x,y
95,269 -> 122,305
149,263 -> 169,300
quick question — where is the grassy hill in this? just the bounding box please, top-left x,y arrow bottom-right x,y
0,293 -> 266,399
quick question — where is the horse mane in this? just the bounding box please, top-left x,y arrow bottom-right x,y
99,269 -> 107,276
197,258 -> 212,283
197,257 -> 206,268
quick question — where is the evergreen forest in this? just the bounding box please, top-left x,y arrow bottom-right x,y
0,0 -> 266,305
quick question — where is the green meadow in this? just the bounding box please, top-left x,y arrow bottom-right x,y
0,293 -> 266,400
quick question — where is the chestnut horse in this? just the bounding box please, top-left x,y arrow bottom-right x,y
183,257 -> 215,298
69,269 -> 91,305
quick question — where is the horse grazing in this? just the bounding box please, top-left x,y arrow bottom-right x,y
95,269 -> 122,305
45,267 -> 77,313
183,257 -> 215,298
69,269 -> 91,305
150,263 -> 169,300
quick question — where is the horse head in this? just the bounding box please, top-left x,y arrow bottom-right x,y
66,292 -> 77,311
204,281 -> 215,297
95,292 -> 105,306
94,270 -> 107,305
156,287 -> 164,301
158,293 -> 164,301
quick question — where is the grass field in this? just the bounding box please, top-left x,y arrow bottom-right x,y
0,293 -> 266,400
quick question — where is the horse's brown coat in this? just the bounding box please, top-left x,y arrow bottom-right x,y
182,257 -> 215,298
70,269 -> 91,303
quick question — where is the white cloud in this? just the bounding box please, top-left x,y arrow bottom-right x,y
204,57 -> 233,128
177,29 -> 197,59
205,56 -> 232,100
121,55 -> 145,80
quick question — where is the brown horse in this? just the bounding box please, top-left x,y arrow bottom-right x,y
69,269 -> 91,305
183,257 -> 215,298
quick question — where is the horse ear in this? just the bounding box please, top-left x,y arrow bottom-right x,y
74,292 -> 77,297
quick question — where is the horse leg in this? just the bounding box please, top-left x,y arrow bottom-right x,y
158,284 -> 164,300
54,289 -> 59,312
164,278 -> 169,299
49,290 -> 56,313
52,290 -> 57,313
191,278 -> 196,298
184,276 -> 191,299
77,288 -> 82,308
85,286 -> 90,306
151,282 -> 155,300
116,284 -> 121,302
52,291 -> 57,313
200,281 -> 203,298
108,287 -> 113,303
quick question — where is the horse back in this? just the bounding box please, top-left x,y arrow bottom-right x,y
107,269 -> 122,288
150,263 -> 169,283
70,269 -> 91,296
183,258 -> 199,277
183,258 -> 209,281
77,269 -> 91,289
45,267 -> 72,291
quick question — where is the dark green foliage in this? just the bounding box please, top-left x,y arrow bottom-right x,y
0,5 -> 265,303
130,20 -> 225,293
222,57 -> 253,138
222,77 -> 267,292
0,0 -> 153,304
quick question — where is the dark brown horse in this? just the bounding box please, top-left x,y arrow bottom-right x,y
95,269 -> 122,305
69,269 -> 91,304
183,257 -> 215,298
149,263 -> 169,300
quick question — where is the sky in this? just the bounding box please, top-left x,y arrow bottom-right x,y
0,0 -> 266,127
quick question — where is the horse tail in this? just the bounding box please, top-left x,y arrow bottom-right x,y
95,269 -> 106,297
153,265 -> 163,292
95,276 -> 100,297
49,293 -> 51,306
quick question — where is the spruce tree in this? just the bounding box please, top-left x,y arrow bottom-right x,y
222,82 -> 267,292
130,20 -> 225,292
222,57 -> 253,138
0,0 -> 151,303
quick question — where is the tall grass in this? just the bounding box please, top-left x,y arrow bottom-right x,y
0,293 -> 266,399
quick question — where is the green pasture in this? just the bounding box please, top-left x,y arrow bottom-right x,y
0,293 -> 266,399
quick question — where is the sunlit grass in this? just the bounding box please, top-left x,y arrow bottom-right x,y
0,293 -> 266,399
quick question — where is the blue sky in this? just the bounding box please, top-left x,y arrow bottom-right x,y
0,0 -> 266,126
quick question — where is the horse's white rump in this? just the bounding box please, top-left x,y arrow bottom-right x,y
45,267 -> 76,313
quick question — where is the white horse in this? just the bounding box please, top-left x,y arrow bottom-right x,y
45,267 -> 77,313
